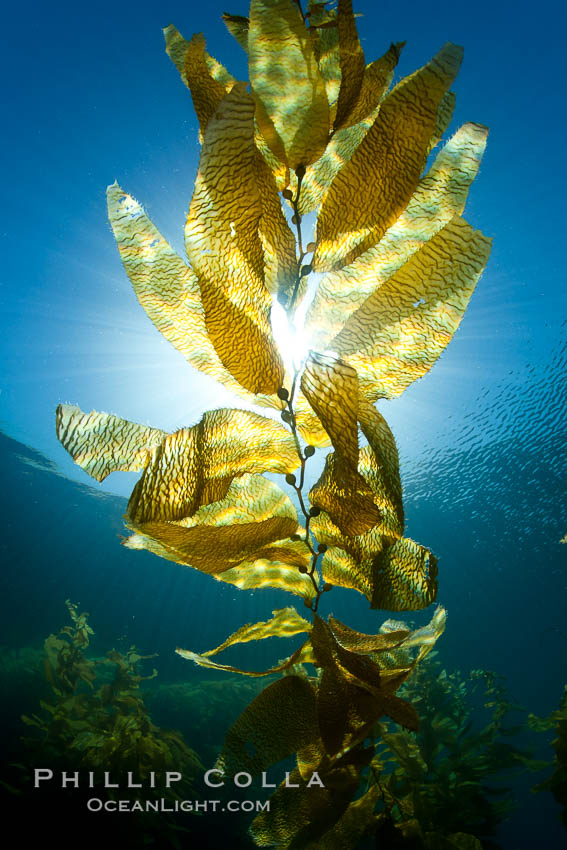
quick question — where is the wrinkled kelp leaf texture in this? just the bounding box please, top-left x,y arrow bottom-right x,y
295,354 -> 437,610
248,0 -> 330,170
183,606 -> 445,848
184,83 -> 285,395
106,183 -> 285,414
56,405 -> 328,598
313,42 -> 464,272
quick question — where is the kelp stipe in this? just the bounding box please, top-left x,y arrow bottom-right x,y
55,1 -> 491,845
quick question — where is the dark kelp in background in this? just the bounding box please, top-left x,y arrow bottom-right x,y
1,0 -> 566,848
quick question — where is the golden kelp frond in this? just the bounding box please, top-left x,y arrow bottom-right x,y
183,33 -> 233,140
254,148 -> 298,306
250,764 -> 361,848
125,514 -> 298,574
345,42 -> 404,127
200,607 -> 311,657
331,215 -> 492,401
320,544 -> 373,598
333,0 -> 365,132
399,604 -> 447,663
301,354 -> 381,536
318,533 -> 437,611
178,473 -> 297,528
176,641 -> 308,677
311,617 -> 417,756
220,556 -> 316,598
301,353 -> 358,463
306,121 -> 489,351
328,616 -> 410,653
358,397 -> 404,532
310,452 -> 384,538
56,404 -> 167,483
248,0 -> 329,170
163,24 -> 235,90
305,124 -> 487,349
222,13 -> 250,51
126,474 -> 312,598
308,0 -> 340,120
429,90 -> 457,153
106,184 -> 280,412
217,676 -> 319,776
293,390 -> 331,447
313,42 -> 464,272
371,537 -> 438,611
303,786 -> 381,850
126,409 -> 298,524
185,85 -> 284,395
290,106 -> 378,217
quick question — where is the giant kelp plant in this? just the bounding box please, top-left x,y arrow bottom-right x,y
530,686 -> 567,828
55,0 -> 491,845
16,601 -> 202,846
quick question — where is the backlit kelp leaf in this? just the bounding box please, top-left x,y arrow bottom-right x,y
164,24 -> 235,89
125,514 -> 298,574
311,617 -> 416,756
320,544 -> 373,598
331,215 -> 492,401
313,42 -> 464,272
301,353 -> 358,463
294,392 -> 331,447
328,616 -> 410,653
175,640 -> 308,677
303,786 -> 381,850
358,397 -> 404,533
306,122 -> 489,350
179,473 -> 297,528
183,33 -> 233,140
106,184 -> 281,412
318,535 -> 437,611
201,607 -> 311,657
312,615 -> 410,699
291,42 -> 401,215
222,13 -> 249,51
301,353 -> 381,536
371,537 -> 438,611
333,0 -> 365,132
254,148 -> 298,306
308,0 -> 340,126
219,549 -> 315,598
429,90 -> 457,152
345,42 -> 404,127
185,84 -> 284,395
291,106 -> 379,217
248,0 -> 329,170
310,453 -> 383,538
124,475 -> 315,600
250,765 -> 360,848
56,404 -> 166,483
292,42 -> 402,214
399,604 -> 446,662
217,676 -> 318,776
126,409 -> 298,524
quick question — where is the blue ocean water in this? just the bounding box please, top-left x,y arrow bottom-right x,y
1,0 -> 566,847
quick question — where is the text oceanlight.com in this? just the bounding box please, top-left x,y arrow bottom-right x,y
86,798 -> 270,813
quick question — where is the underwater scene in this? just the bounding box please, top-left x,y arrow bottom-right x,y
1,1 -> 566,848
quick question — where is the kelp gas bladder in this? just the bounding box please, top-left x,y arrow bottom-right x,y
56,1 -> 491,844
